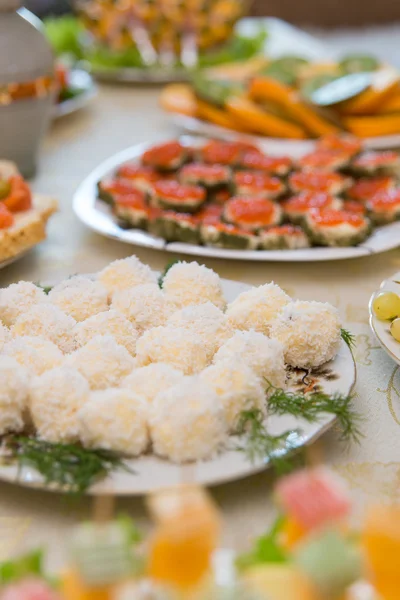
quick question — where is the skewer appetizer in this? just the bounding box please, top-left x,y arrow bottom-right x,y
95,135 -> 400,251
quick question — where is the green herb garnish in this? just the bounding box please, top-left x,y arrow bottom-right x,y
4,436 -> 130,495
236,515 -> 288,570
267,385 -> 363,445
236,408 -> 303,474
158,259 -> 180,288
341,328 -> 355,350
0,549 -> 43,585
37,283 -> 53,295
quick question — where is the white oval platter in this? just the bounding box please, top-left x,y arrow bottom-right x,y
73,137 -> 400,263
52,69 -> 97,120
0,276 -> 356,495
369,269 -> 400,366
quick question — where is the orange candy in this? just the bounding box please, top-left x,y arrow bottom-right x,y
147,486 -> 220,589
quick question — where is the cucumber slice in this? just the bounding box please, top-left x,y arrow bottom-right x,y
339,54 -> 380,74
270,56 -> 310,71
192,75 -> 243,108
259,63 -> 297,86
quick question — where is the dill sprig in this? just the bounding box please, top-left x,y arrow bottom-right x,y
341,328 -> 355,350
5,436 -> 130,495
36,283 -> 53,295
158,259 -> 180,288
236,409 -> 304,475
267,386 -> 363,445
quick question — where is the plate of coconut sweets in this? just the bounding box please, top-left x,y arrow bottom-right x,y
73,135 -> 400,262
0,255 -> 358,494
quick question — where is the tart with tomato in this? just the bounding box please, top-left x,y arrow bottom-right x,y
113,189 -> 150,229
316,134 -> 362,157
366,189 -> 400,225
259,224 -> 310,250
0,161 -> 57,262
351,151 -> 400,177
151,211 -> 200,244
297,149 -> 350,172
233,171 -> 286,200
142,141 -> 188,171
239,151 -> 292,176
289,171 -> 351,195
283,192 -> 342,224
97,178 -> 139,205
152,180 -> 206,212
304,208 -> 371,247
201,221 -> 259,250
115,164 -> 160,194
346,176 -> 395,203
179,163 -> 231,189
223,196 -> 282,231
198,140 -> 258,167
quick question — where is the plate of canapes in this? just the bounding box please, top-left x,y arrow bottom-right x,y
73,135 -> 400,262
0,255 -> 356,495
0,161 -> 57,268
369,272 -> 400,366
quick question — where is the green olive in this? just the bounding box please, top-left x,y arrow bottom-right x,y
0,180 -> 11,200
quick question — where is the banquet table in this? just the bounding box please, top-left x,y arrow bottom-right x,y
0,81 -> 400,572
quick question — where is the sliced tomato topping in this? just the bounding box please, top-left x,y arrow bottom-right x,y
211,222 -> 252,236
116,164 -> 159,182
265,224 -> 305,236
298,149 -> 348,171
162,210 -> 198,224
289,171 -> 346,193
368,189 -> 400,210
309,208 -> 365,227
342,200 -> 366,215
353,151 -> 399,169
154,180 -> 205,201
114,189 -> 147,209
0,204 -> 14,228
200,140 -> 244,166
226,196 -> 276,226
347,177 -> 394,201
142,141 -> 185,168
180,162 -> 229,180
196,203 -> 223,224
283,192 -> 336,213
235,171 -> 284,193
241,151 -> 292,174
317,134 -> 362,156
2,176 -> 32,212
100,178 -> 137,196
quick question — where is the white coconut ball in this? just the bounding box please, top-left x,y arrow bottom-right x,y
150,377 -> 227,462
0,323 -> 10,351
111,284 -> 168,332
65,335 -> 136,390
200,359 -> 266,431
122,363 -> 184,404
162,261 -> 226,311
11,304 -> 77,353
48,276 -> 108,322
214,330 -> 286,390
135,326 -> 208,375
78,388 -> 148,456
226,283 -> 291,336
0,281 -> 48,326
2,336 -> 63,376
168,302 -> 232,361
29,367 -> 90,443
98,256 -> 157,295
269,300 -> 342,369
0,356 -> 29,435
74,309 -> 139,356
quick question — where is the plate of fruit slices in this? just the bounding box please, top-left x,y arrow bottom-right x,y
369,271 -> 400,366
0,256 -> 356,495
73,136 -> 400,262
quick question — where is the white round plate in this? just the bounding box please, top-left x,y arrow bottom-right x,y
73,137 -> 400,263
369,270 -> 400,365
52,69 -> 97,120
170,113 -> 400,157
0,276 -> 356,495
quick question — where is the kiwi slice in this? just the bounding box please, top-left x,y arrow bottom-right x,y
192,74 -> 243,107
339,54 -> 380,74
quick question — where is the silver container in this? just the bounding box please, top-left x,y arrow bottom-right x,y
0,0 -> 54,177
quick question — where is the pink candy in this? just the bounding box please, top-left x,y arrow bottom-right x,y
0,578 -> 60,600
275,467 -> 351,531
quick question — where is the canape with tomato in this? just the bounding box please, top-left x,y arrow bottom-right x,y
304,208 -> 371,246
259,224 -> 310,250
